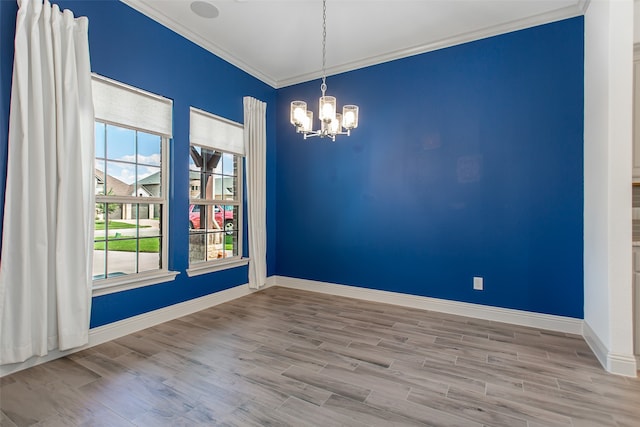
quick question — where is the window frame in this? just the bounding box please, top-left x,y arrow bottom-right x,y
186,110 -> 248,277
91,74 -> 177,296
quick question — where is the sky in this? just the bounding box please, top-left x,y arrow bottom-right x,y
95,122 -> 160,188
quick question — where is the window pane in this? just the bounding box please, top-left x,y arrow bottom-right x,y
137,203 -> 162,237
106,125 -> 135,162
196,147 -> 221,174
207,232 -> 226,261
105,201 -> 124,223
202,148 -> 219,167
189,180 -> 201,198
95,161 -> 106,195
189,146 -> 201,172
152,203 -> 161,220
213,174 -> 224,199
211,150 -> 224,175
189,146 -> 201,197
222,152 -> 236,176
94,203 -> 107,241
189,204 -> 206,231
223,205 -> 237,235
227,232 -> 238,257
137,132 -> 161,166
95,122 -> 106,159
93,203 -> 164,278
93,202 -> 106,280
106,161 -> 135,196
191,172 -> 212,201
107,238 -> 137,276
93,243 -> 106,280
136,165 -> 161,197
221,175 -> 236,201
138,237 -> 161,273
189,232 -> 206,264
208,205 -> 223,231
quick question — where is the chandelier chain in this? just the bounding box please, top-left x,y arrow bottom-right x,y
289,0 -> 358,140
321,0 -> 327,95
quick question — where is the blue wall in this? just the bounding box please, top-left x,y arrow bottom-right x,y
0,0 -> 277,327
0,0 -> 584,326
276,18 -> 584,318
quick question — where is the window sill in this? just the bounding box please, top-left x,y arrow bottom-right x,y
186,257 -> 249,277
92,270 -> 180,297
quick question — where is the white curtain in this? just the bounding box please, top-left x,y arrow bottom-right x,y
243,97 -> 267,289
0,0 -> 94,364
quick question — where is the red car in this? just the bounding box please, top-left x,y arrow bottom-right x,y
189,204 -> 234,233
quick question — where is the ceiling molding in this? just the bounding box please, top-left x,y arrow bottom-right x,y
578,0 -> 592,14
122,0 -> 586,90
277,2 -> 586,88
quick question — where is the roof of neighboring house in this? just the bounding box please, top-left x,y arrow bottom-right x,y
95,168 -> 133,196
138,171 -> 161,186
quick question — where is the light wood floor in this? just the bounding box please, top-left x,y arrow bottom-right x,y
1,286 -> 639,426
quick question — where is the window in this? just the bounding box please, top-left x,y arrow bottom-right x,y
188,107 -> 246,274
91,74 -> 176,294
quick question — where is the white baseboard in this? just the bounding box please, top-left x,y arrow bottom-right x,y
1,281 -> 269,377
581,322 -> 638,377
3,275 -> 635,378
582,321 -> 609,371
275,276 -> 640,377
273,276 -> 583,335
607,353 -> 638,377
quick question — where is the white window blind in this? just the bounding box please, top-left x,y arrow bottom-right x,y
190,107 -> 244,155
92,74 -> 173,137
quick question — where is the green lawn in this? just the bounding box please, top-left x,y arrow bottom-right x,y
225,235 -> 233,251
95,220 -> 151,230
94,238 -> 159,253
95,235 -> 231,253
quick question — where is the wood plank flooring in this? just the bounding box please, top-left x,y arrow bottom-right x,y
1,286 -> 639,426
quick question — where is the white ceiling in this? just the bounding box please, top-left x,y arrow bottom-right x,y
122,0 -> 589,88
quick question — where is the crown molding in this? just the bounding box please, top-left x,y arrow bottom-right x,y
578,0 -> 592,14
277,2 -> 587,88
122,0 -> 587,89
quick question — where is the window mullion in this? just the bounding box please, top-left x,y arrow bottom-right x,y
95,196 -> 164,204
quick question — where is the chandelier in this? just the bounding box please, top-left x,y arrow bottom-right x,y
290,0 -> 359,142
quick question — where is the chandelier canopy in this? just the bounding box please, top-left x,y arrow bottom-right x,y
289,0 -> 359,142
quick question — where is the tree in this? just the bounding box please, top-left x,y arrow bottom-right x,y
96,188 -> 119,220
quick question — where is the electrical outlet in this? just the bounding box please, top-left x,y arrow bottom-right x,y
473,276 -> 483,291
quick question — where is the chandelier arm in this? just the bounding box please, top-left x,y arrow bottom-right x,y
290,0 -> 358,140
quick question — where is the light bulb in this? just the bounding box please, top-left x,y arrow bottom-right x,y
330,113 -> 342,134
330,118 -> 339,133
342,105 -> 358,129
290,101 -> 307,126
305,111 -> 314,132
344,111 -> 355,128
322,103 -> 334,120
319,96 -> 336,121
